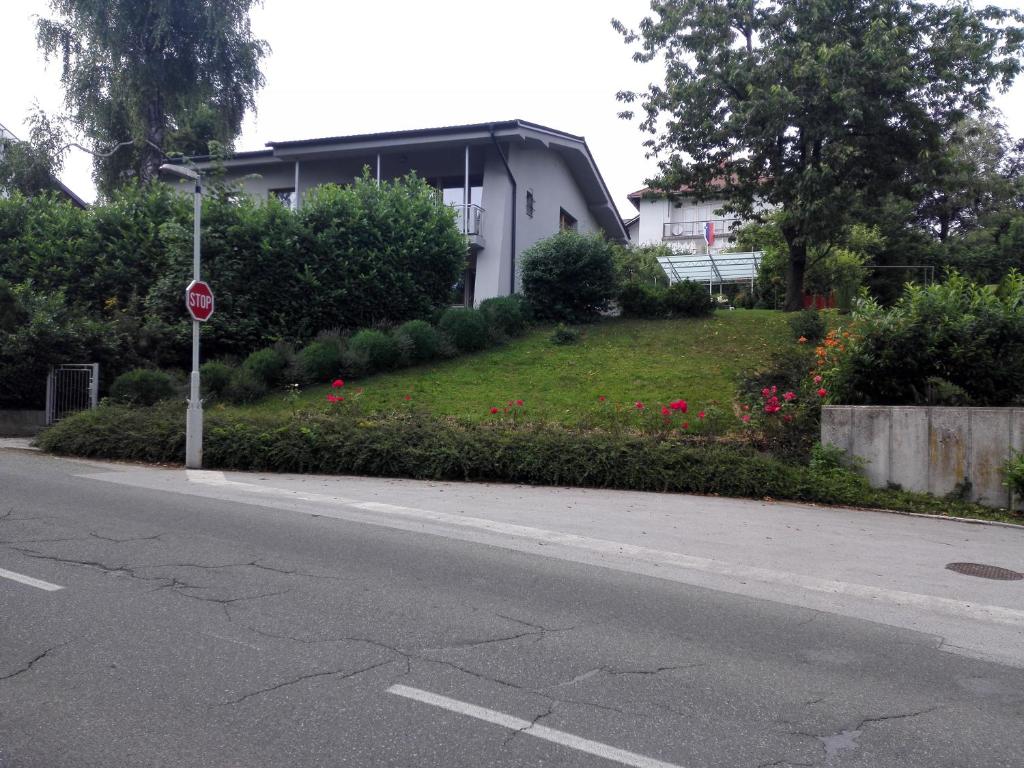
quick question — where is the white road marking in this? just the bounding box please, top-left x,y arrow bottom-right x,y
0,567 -> 63,591
180,472 -> 1024,630
387,684 -> 687,768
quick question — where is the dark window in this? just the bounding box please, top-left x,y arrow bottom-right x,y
526,190 -> 535,218
559,208 -> 577,232
270,188 -> 294,208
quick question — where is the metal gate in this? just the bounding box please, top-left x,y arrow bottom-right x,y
45,364 -> 99,424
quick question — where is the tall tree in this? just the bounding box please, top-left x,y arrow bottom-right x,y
37,0 -> 268,195
0,110 -> 67,197
614,0 -> 1024,310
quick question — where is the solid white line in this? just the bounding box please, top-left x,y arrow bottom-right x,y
387,684 -> 687,768
0,567 -> 64,591
180,475 -> 1024,629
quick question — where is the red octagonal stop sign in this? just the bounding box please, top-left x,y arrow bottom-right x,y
185,280 -> 215,322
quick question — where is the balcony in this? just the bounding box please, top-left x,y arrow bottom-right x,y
450,203 -> 485,249
662,218 -> 740,241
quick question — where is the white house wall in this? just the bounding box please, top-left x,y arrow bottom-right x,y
474,150 -> 514,304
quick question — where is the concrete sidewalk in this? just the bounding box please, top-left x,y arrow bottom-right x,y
65,459 -> 1024,668
0,437 -> 38,451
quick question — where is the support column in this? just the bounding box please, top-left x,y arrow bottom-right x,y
463,144 -> 470,234
293,160 -> 300,211
376,153 -> 381,186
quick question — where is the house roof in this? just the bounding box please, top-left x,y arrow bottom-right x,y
0,120 -> 88,208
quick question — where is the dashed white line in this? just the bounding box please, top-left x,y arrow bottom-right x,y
387,684 -> 688,768
0,567 -> 63,591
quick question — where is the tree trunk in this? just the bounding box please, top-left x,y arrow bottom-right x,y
138,95 -> 165,185
782,233 -> 807,312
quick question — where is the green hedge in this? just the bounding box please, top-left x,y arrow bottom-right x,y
36,404 -> 1012,520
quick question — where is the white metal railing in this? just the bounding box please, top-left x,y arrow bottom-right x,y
45,363 -> 99,424
449,203 -> 484,236
662,218 -> 740,240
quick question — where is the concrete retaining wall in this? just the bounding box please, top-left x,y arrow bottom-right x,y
822,406 -> 1023,509
0,410 -> 46,437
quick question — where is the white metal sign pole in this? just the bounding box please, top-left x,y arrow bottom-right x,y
185,177 -> 204,469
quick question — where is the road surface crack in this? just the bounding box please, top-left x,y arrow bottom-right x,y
0,641 -> 71,682
218,659 -> 396,705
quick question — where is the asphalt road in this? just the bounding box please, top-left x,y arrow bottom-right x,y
1,447 -> 1023,767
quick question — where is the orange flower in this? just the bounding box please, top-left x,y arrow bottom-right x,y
798,336 -> 808,344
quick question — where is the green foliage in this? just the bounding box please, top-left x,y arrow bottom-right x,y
663,280 -> 714,318
199,360 -> 233,399
520,231 -> 618,322
549,324 -> 581,345
242,346 -> 289,388
0,111 -> 68,197
479,296 -> 529,338
294,339 -> 344,385
393,320 -> 441,363
439,307 -> 490,352
788,310 -> 826,343
108,368 -> 177,406
38,403 -> 1012,522
224,366 -> 267,404
347,329 -> 401,373
614,1 -> 1024,309
618,284 -> 665,318
36,0 -> 268,192
832,271 -> 1024,405
1004,453 -> 1024,498
612,243 -> 670,287
0,279 -> 28,332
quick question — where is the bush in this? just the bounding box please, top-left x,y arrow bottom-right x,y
200,361 -> 234,399
242,346 -> 290,388
831,271 -> 1024,406
347,329 -> 401,372
108,368 -> 178,406
479,295 -> 529,338
1004,453 -> 1024,500
37,404 -> 1010,521
788,309 -> 826,343
520,231 -> 618,322
663,280 -> 715,318
295,339 -> 345,384
224,366 -> 268,404
550,324 -> 581,345
438,308 -> 490,352
618,284 -> 665,318
393,319 -> 441,363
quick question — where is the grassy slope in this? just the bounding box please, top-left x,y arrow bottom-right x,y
238,310 -> 789,424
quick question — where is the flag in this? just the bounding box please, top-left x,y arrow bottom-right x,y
704,221 -> 715,247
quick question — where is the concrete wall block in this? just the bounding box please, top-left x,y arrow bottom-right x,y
968,409 -> 1011,508
1011,409 -> 1024,511
851,407 -> 892,488
889,407 -> 929,493
820,406 -> 853,455
0,410 -> 46,437
928,408 -> 969,497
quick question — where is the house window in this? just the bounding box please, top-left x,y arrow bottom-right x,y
559,208 -> 577,232
270,188 -> 294,208
526,190 -> 535,218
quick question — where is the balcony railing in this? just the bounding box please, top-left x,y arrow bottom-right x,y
662,218 -> 740,240
450,203 -> 484,236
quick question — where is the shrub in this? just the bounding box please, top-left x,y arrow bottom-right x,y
393,319 -> 442,363
1003,453 -> 1024,500
479,295 -> 529,338
618,284 -> 665,318
663,280 -> 715,318
788,309 -> 826,343
200,361 -> 234,399
242,346 -> 290,388
550,324 -> 581,345
438,307 -> 490,352
520,231 -> 618,322
295,339 -> 344,384
108,368 -> 178,406
347,329 -> 401,372
224,366 -> 267,404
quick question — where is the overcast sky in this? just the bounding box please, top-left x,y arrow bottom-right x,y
2,0 -> 1023,218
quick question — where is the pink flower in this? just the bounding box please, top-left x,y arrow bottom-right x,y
489,406 -> 499,414
761,387 -> 770,397
783,414 -> 793,422
742,404 -> 750,411
817,388 -> 827,397
635,402 -> 645,410
697,411 -> 705,419
771,385 -> 777,395
813,375 -> 823,384
661,406 -> 670,415
515,399 -> 524,406
326,394 -> 338,403
332,379 -> 344,389
741,414 -> 751,423
783,391 -> 796,401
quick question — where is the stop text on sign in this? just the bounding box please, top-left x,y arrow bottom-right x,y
185,280 -> 215,322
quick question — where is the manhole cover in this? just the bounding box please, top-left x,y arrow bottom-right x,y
945,562 -> 1023,581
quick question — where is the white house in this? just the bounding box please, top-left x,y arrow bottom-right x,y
179,120 -> 626,306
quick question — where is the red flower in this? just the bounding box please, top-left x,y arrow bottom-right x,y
697,411 -> 705,419
669,399 -> 688,413
783,414 -> 793,422
489,406 -> 499,414
332,379 -> 344,389
817,388 -> 827,397
741,414 -> 751,423
813,374 -> 823,384
761,387 -> 770,397
783,391 -> 796,401
682,422 -> 689,430
742,404 -> 750,411
326,394 -> 337,403
635,402 -> 645,410
515,399 -> 524,406
598,395 -> 606,402
660,406 -> 670,415
404,394 -> 411,401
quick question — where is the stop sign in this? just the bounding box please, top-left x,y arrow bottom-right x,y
185,280 -> 215,322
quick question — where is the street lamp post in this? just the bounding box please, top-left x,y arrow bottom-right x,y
160,163 -> 204,469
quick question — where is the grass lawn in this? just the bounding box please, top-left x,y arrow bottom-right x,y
234,309 -> 790,426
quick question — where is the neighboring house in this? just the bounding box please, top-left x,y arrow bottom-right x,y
0,121 -> 88,208
623,214 -> 639,243
180,120 -> 626,306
